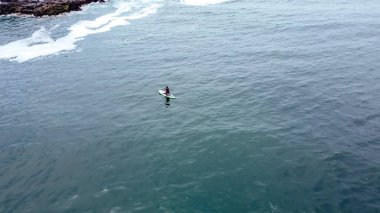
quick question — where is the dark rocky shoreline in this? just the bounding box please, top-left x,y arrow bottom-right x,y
0,0 -> 104,16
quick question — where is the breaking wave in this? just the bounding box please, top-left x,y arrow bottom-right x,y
180,0 -> 231,6
0,0 -> 232,63
0,2 -> 161,62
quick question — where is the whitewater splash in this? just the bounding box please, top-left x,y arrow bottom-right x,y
180,0 -> 231,6
0,0 -> 231,63
0,2 -> 161,62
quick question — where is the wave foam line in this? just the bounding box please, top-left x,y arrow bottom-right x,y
0,3 -> 161,63
180,0 -> 231,6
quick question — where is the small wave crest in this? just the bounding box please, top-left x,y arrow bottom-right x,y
180,0 -> 231,6
0,2 -> 161,62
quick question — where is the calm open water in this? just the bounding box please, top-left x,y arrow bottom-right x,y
1,0 -> 380,212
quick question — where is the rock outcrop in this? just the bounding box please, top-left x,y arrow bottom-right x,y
0,0 -> 104,16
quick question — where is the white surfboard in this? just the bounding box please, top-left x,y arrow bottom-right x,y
159,90 -> 176,99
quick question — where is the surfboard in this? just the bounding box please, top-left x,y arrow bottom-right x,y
159,90 -> 176,99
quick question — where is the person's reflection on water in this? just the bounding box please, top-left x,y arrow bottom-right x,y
165,97 -> 170,107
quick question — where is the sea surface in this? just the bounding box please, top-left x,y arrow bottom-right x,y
1,0 -> 380,212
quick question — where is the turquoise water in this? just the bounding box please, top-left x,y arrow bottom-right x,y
1,0 -> 380,212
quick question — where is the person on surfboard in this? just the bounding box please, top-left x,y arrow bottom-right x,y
163,86 -> 170,96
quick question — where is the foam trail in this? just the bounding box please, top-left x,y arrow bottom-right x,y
180,0 -> 231,6
0,3 -> 161,63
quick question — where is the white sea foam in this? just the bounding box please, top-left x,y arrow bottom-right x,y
180,0 -> 231,6
69,194 -> 79,200
0,2 -> 161,62
0,0 -> 229,63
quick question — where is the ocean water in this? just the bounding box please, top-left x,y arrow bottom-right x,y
1,0 -> 380,212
